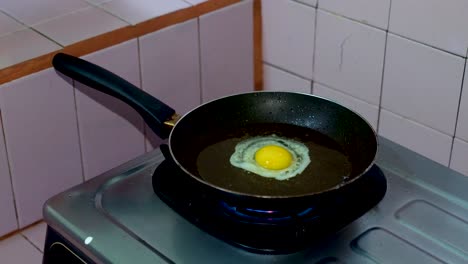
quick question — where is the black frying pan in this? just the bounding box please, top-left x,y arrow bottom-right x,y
52,53 -> 378,210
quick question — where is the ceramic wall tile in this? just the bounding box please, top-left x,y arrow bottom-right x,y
262,0 -> 315,79
22,222 -> 47,252
199,0 -> 254,102
0,69 -> 83,227
183,0 -> 209,5
0,0 -> 89,26
390,0 -> 468,56
450,138 -> 468,177
313,82 -> 379,130
319,0 -> 391,30
378,109 -> 453,166
139,19 -> 200,150
0,114 -> 17,237
33,6 -> 127,46
0,11 -> 25,37
0,234 -> 42,263
263,64 -> 311,94
75,39 -> 145,180
0,29 -> 61,69
314,10 -> 386,105
99,0 -> 189,25
295,0 -> 317,7
455,60 -> 468,142
382,34 -> 464,136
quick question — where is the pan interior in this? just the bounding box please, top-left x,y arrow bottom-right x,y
170,92 -> 377,197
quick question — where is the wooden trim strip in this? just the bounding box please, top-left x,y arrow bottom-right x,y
253,0 -> 263,90
0,0 -> 244,85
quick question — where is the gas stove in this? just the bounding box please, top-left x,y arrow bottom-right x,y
42,137 -> 468,263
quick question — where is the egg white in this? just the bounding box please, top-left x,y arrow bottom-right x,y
229,135 -> 310,180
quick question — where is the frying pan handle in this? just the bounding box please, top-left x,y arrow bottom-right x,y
52,52 -> 176,139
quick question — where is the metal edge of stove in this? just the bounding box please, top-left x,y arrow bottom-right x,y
43,137 -> 468,263
43,149 -> 168,264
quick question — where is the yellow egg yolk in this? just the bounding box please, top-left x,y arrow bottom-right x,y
255,145 -> 293,170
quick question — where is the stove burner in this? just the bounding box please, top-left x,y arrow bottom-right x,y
220,201 -> 315,223
152,145 -> 387,254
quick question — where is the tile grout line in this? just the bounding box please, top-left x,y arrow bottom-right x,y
448,57 -> 467,166
262,61 -> 311,82
311,4 -> 319,94
71,80 -> 87,183
318,7 -> 466,59
0,110 -> 20,229
376,0 -> 392,134
20,233 -> 43,253
136,38 -> 149,153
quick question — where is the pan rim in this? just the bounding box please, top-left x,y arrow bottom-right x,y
167,91 -> 379,199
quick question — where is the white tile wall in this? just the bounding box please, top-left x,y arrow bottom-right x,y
262,0 -> 315,79
199,0 -> 254,102
319,0 -> 391,30
450,138 -> 468,176
139,19 -> 201,150
75,39 -> 146,180
0,69 -> 83,227
263,64 -> 311,93
455,60 -> 468,142
295,0 -> 317,7
382,34 -> 464,136
22,222 -> 47,252
314,10 -> 386,105
0,0 -> 255,235
99,0 -> 189,25
0,234 -> 42,263
313,82 -> 379,130
33,6 -> 128,46
379,109 -> 453,166
390,0 -> 468,57
0,11 -> 24,37
0,29 -> 61,69
0,0 -> 89,26
0,116 -> 17,237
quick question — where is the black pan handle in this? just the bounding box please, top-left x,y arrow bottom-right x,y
52,52 -> 176,139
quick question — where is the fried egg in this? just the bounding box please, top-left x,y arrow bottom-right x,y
229,135 -> 310,180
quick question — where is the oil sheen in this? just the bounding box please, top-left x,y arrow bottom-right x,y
195,123 -> 352,196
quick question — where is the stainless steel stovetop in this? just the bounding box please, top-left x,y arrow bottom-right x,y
43,137 -> 468,263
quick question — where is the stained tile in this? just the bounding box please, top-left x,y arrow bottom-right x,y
75,39 -> 145,180
378,109 -> 452,166
314,10 -> 386,105
22,222 -> 47,252
319,0 -> 391,29
262,0 -> 315,79
200,0 -> 254,102
0,234 -> 42,263
99,0 -> 189,25
0,0 -> 89,26
0,11 -> 25,37
313,82 -> 378,130
0,29 -> 61,69
263,64 -> 311,93
33,6 -> 127,46
390,0 -> 468,56
0,114 -> 17,237
382,34 -> 464,136
0,69 -> 83,227
139,19 -> 200,150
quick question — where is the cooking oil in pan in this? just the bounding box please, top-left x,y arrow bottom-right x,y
196,123 -> 352,196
